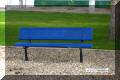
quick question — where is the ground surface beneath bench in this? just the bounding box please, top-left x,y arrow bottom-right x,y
3,47 -> 115,75
0,46 -> 5,79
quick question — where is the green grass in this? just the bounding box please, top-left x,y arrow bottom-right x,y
0,11 -> 5,45
1,11 -> 115,49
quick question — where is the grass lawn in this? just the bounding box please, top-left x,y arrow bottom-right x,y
1,11 -> 115,49
0,11 -> 5,45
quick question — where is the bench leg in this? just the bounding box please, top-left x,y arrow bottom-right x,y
24,47 -> 28,61
79,48 -> 83,63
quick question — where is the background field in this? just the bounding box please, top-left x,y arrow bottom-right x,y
1,11 -> 115,49
0,11 -> 5,45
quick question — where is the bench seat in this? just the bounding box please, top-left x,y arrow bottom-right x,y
15,42 -> 93,48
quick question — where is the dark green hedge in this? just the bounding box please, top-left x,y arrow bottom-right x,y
34,0 -> 111,8
34,0 -> 89,7
95,1 -> 111,8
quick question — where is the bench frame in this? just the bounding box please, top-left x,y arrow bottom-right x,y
23,44 -> 83,62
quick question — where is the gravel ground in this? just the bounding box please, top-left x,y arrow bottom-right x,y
6,7 -> 110,14
0,8 -> 5,11
5,46 -> 115,75
0,46 -> 5,80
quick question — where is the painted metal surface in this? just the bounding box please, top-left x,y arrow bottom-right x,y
15,27 -> 93,48
19,28 -> 93,40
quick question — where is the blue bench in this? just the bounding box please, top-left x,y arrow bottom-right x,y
15,27 -> 93,62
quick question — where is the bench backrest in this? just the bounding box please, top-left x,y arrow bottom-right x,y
19,28 -> 93,41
